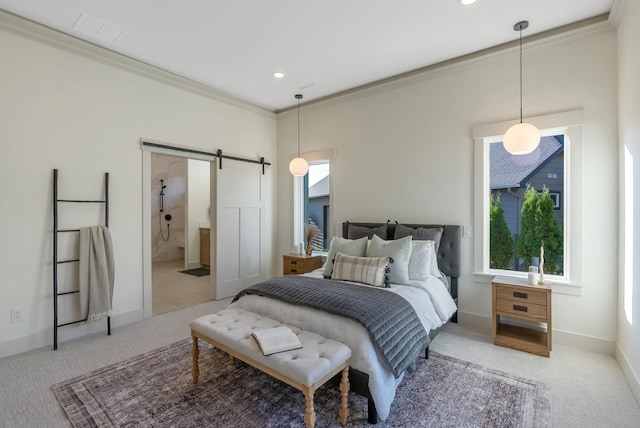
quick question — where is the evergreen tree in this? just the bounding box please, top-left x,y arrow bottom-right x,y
515,184 -> 563,274
490,193 -> 514,269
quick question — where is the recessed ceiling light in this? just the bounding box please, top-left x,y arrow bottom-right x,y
459,0 -> 477,5
273,72 -> 285,79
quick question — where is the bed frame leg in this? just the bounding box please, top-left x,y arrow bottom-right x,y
367,399 -> 379,424
425,346 -> 429,359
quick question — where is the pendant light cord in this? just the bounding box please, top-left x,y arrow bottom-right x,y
519,26 -> 523,124
297,96 -> 300,157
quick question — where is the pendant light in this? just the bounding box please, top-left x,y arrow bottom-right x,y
289,94 -> 309,176
503,20 -> 540,155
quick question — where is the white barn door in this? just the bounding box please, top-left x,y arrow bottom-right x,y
213,158 -> 265,300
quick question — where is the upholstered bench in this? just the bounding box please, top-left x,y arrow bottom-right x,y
190,308 -> 352,428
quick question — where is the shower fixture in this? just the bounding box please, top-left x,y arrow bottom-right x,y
160,179 -> 167,212
159,179 -> 170,241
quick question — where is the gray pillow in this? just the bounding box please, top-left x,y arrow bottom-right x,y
322,236 -> 368,278
347,224 -> 388,240
365,235 -> 412,285
394,224 -> 444,253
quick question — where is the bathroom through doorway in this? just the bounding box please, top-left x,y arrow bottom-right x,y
150,153 -> 212,315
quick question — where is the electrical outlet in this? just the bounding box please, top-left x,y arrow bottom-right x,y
10,308 -> 25,323
463,226 -> 472,237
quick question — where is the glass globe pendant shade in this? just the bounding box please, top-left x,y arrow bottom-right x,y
289,157 -> 309,176
503,122 -> 541,155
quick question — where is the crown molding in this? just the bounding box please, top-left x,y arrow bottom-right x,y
276,14 -> 614,114
608,0 -> 627,27
0,9 -> 275,118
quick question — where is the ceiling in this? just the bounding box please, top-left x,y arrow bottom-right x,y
0,0 -> 614,112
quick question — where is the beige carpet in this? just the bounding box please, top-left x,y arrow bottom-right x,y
0,300 -> 639,427
52,339 -> 551,427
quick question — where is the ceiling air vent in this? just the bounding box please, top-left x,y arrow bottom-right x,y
73,12 -> 125,44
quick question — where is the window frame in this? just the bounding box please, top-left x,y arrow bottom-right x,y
473,110 -> 584,295
292,149 -> 335,252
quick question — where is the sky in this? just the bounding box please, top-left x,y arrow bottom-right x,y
308,163 -> 329,186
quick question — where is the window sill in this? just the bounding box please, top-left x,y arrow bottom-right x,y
473,272 -> 583,296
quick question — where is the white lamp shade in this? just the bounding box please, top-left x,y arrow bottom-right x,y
289,157 -> 309,176
503,122 -> 541,155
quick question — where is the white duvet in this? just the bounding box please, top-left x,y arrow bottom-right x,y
228,269 -> 457,421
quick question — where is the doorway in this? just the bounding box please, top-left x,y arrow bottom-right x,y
142,141 -> 269,319
150,153 -> 212,315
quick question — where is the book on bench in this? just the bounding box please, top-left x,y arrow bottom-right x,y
252,326 -> 303,356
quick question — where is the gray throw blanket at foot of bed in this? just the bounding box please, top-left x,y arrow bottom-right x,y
233,275 -> 429,377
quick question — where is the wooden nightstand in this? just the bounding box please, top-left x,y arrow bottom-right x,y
492,275 -> 552,357
283,254 -> 323,275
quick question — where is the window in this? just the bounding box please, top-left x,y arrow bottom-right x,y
293,149 -> 335,253
473,110 -> 584,294
488,134 -> 565,274
549,192 -> 561,210
306,162 -> 330,251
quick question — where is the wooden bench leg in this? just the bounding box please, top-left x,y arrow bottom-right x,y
192,336 -> 199,384
303,387 -> 316,428
339,365 -> 349,425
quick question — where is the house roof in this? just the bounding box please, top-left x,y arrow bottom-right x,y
309,175 -> 329,198
490,136 -> 563,189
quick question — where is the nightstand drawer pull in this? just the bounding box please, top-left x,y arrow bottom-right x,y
513,291 -> 528,299
291,260 -> 298,265
290,268 -> 297,273
513,305 -> 528,312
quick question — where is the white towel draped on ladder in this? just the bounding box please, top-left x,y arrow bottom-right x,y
79,226 -> 115,323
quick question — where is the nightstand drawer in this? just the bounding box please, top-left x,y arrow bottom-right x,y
496,286 -> 547,305
283,255 -> 323,275
496,298 -> 548,320
284,265 -> 304,275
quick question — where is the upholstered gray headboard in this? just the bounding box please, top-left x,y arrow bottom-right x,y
342,221 -> 461,321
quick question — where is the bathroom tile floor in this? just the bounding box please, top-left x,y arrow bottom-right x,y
152,259 -> 213,316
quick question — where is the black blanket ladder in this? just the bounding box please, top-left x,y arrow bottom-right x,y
52,168 -> 111,350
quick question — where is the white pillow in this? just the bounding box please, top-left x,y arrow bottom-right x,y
408,240 -> 443,280
426,240 -> 443,278
408,240 -> 432,281
322,236 -> 368,278
366,235 -> 412,285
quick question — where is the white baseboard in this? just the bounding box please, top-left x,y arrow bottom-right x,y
457,311 -> 616,355
616,344 -> 640,406
0,309 -> 143,359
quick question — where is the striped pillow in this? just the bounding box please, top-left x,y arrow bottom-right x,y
331,252 -> 391,287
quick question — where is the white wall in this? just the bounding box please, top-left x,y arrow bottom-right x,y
616,0 -> 640,403
0,15 -> 277,357
277,22 -> 619,351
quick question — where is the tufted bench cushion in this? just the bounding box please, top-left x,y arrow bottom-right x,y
190,307 -> 351,428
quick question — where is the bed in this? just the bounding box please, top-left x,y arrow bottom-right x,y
229,221 -> 461,423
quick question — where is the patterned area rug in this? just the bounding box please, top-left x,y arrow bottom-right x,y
53,339 -> 551,427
